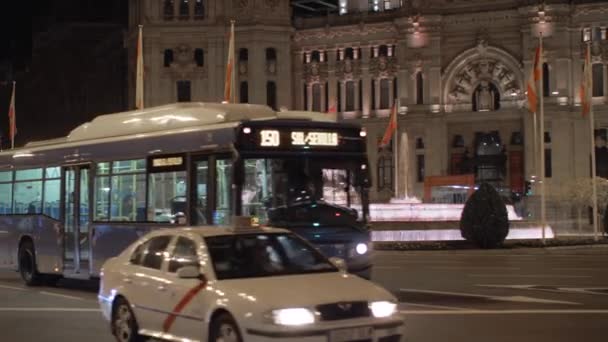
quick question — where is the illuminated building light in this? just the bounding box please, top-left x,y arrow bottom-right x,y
353,203 -> 522,222
372,226 -> 555,242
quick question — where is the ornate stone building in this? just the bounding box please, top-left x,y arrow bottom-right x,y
129,0 -> 608,213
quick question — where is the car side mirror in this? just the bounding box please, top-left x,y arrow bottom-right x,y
177,266 -> 202,279
329,257 -> 347,272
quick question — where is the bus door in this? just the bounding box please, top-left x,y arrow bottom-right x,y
62,164 -> 91,273
190,154 -> 234,226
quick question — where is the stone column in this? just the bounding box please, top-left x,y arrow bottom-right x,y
374,78 -> 380,110
339,81 -> 347,112
327,49 -> 337,111
388,78 -> 394,107
361,45 -> 371,118
320,82 -> 326,112
306,83 -> 313,111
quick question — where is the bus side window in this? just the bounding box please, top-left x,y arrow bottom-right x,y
214,159 -> 232,225
194,160 -> 208,225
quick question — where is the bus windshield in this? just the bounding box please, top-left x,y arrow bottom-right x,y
242,157 -> 368,227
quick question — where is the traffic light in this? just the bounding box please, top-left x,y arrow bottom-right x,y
524,181 -> 532,196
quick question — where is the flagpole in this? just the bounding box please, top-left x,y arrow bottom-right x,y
394,99 -> 399,198
135,24 -> 144,109
539,32 -> 546,243
587,42 -> 599,241
231,20 -> 236,104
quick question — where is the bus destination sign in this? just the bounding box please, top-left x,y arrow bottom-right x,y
260,129 -> 339,148
147,154 -> 186,173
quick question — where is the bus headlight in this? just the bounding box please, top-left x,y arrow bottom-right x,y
271,308 -> 316,326
355,243 -> 368,255
370,301 -> 397,318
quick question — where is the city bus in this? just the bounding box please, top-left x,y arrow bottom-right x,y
0,102 -> 372,285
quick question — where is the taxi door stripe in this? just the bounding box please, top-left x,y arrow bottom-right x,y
162,282 -> 207,333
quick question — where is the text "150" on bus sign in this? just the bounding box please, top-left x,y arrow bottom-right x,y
260,130 -> 338,147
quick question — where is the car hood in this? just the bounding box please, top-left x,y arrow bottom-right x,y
214,272 -> 395,310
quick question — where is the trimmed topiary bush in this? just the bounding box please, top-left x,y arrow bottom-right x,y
459,183 -> 509,248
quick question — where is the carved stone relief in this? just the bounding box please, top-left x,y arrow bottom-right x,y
370,56 -> 398,78
447,57 -> 520,103
304,61 -> 328,83
335,58 -> 361,80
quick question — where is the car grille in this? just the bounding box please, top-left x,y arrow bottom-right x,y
316,301 -> 371,321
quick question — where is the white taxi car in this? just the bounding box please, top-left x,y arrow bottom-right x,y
98,223 -> 404,342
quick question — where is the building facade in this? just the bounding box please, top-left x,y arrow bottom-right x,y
129,1 -> 608,222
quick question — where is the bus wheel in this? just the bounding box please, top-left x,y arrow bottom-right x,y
18,240 -> 43,286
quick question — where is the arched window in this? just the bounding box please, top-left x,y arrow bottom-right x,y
267,81 -> 277,110
543,62 -> 550,97
164,49 -> 174,67
472,82 -> 500,111
416,72 -> 424,105
164,0 -> 175,20
345,81 -> 355,111
240,81 -> 248,103
179,0 -> 189,19
194,48 -> 204,67
266,48 -> 277,62
194,0 -> 205,19
593,64 -> 605,97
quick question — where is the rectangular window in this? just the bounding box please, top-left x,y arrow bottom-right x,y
215,159 -> 232,225
14,181 -> 43,214
545,149 -> 552,178
110,174 -> 146,221
417,154 -> 425,182
0,183 -> 12,214
593,64 -> 604,97
43,179 -> 61,219
16,168 -> 43,181
113,159 -> 145,174
45,167 -> 61,179
177,80 -> 191,102
380,79 -> 390,109
94,176 -> 111,221
147,171 -> 187,223
312,84 -> 321,112
346,81 -> 355,111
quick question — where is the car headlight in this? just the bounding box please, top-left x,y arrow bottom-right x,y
271,308 -> 316,326
370,301 -> 397,318
355,242 -> 368,255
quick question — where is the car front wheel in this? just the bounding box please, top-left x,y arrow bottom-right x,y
112,298 -> 144,342
210,313 -> 243,342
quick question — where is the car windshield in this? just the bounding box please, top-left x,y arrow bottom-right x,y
204,233 -> 338,279
241,157 -> 368,226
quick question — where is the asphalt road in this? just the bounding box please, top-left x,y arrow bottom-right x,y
1,247 -> 607,342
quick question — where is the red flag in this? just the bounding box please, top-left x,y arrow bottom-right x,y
8,81 -> 16,148
224,21 -> 235,103
580,44 -> 592,117
526,46 -> 541,112
327,102 -> 337,114
380,102 -> 397,148
135,25 -> 144,109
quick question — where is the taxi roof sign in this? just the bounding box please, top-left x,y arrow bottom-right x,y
232,216 -> 261,231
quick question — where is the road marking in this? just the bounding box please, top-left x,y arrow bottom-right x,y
0,284 -> 26,291
400,302 -> 471,311
399,288 -> 580,305
399,309 -> 608,315
0,307 -> 100,312
468,274 -> 593,279
39,291 -> 85,301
